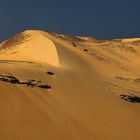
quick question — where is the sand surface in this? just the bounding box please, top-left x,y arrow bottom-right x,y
0,30 -> 140,140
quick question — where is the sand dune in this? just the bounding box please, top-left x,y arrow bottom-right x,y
0,30 -> 140,140
0,30 -> 59,66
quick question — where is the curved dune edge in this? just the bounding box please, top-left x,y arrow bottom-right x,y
0,30 -> 60,67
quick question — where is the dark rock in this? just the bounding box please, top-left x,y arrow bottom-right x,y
120,94 -> 140,103
0,75 -> 51,90
47,71 -> 55,76
83,49 -> 88,51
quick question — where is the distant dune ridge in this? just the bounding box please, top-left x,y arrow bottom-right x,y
0,30 -> 140,140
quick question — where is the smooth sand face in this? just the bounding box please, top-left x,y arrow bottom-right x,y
0,30 -> 140,140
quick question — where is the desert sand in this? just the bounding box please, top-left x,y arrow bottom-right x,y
0,30 -> 140,140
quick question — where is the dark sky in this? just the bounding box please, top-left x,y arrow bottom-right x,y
0,0 -> 140,41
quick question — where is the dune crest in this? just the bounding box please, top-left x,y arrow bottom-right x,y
0,30 -> 60,66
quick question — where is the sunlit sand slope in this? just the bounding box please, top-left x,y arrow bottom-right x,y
0,30 -> 59,66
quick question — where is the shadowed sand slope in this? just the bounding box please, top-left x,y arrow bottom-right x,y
0,30 -> 140,140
